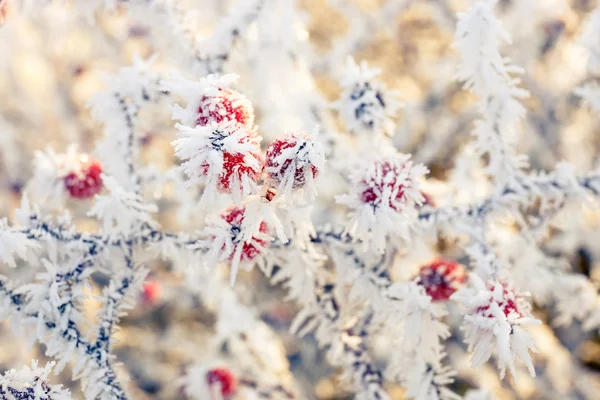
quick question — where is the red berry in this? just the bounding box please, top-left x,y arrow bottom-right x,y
206,368 -> 237,397
360,161 -> 411,211
141,278 -> 160,305
416,260 -> 466,301
265,133 -> 320,190
64,157 -> 103,199
476,281 -> 523,318
221,207 -> 269,262
217,151 -> 263,193
196,130 -> 263,195
196,89 -> 254,129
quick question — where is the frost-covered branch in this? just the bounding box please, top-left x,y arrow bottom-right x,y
455,0 -> 529,187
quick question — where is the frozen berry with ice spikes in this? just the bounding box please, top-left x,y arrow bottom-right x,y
64,156 -> 103,199
195,130 -> 263,194
476,281 -> 525,318
216,150 -> 263,193
221,206 -> 270,263
416,260 -> 466,301
196,88 -> 254,130
265,132 -> 324,191
206,368 -> 237,397
359,159 -> 417,211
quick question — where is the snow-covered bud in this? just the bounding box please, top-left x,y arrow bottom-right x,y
415,260 -> 466,302
336,57 -> 400,136
265,131 -> 325,198
172,121 -> 263,202
196,88 -> 254,130
202,206 -> 271,285
337,153 -> 428,253
452,274 -> 540,380
206,368 -> 237,398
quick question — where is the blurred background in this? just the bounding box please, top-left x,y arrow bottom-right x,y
1,0 -> 600,399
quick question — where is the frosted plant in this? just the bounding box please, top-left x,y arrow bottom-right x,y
1,0 -> 600,399
0,361 -> 72,400
454,0 -> 530,188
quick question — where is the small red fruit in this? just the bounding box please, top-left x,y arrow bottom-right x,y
64,156 -> 103,199
265,133 -> 320,190
476,281 -> 523,318
360,161 -> 410,211
221,207 -> 269,262
196,130 -> 263,195
196,89 -> 254,129
206,368 -> 237,397
141,278 -> 160,305
416,260 -> 466,301
217,151 -> 263,193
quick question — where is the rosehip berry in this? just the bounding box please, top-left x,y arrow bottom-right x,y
206,368 -> 237,397
64,156 -> 103,199
265,133 -> 321,190
196,88 -> 254,130
141,278 -> 160,305
195,129 -> 263,195
476,281 -> 523,318
221,206 -> 269,262
416,260 -> 466,302
360,161 -> 411,211
217,151 -> 263,193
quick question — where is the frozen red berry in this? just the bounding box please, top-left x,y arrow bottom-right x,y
196,88 -> 254,129
141,278 -> 160,305
206,368 -> 237,397
217,150 -> 263,193
416,260 -> 466,301
195,129 -> 263,195
265,133 -> 322,191
64,156 -> 103,199
360,160 -> 412,211
476,281 -> 523,318
173,122 -> 263,202
221,206 -> 269,263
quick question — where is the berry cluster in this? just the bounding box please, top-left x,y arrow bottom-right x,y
172,76 -> 323,202
195,87 -> 262,197
416,260 -> 466,302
